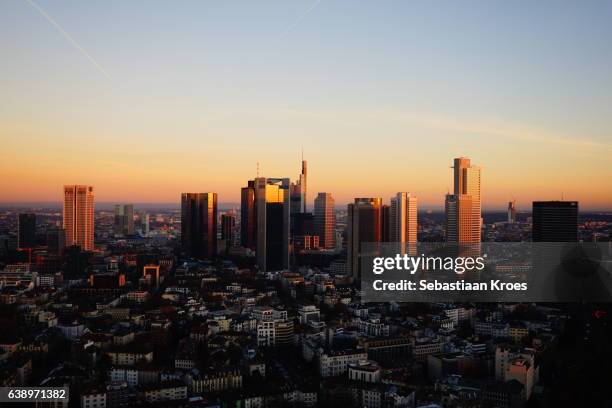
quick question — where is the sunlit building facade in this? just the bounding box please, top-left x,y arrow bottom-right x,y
63,185 -> 95,251
314,193 -> 336,250
508,200 -> 517,224
389,192 -> 417,252
445,157 -> 481,243
290,160 -> 308,214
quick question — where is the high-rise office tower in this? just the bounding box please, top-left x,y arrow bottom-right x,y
347,198 -> 383,279
18,213 -> 36,249
139,212 -> 150,236
46,227 -> 66,256
241,180 -> 257,250
114,204 -> 135,235
445,157 -> 481,243
290,159 -> 308,214
445,195 -> 473,242
221,213 -> 236,249
255,177 -> 290,272
508,200 -> 517,224
63,185 -> 95,251
382,205 -> 391,242
314,193 -> 336,249
181,193 -> 218,259
532,201 -> 578,242
389,193 -> 418,250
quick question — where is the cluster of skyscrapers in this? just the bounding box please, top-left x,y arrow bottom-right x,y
53,156 -> 580,277
184,160 -> 337,272
346,194 -> 419,279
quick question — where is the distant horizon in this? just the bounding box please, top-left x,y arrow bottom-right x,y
1,200 -> 611,213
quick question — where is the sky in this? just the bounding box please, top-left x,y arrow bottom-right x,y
1,0 -> 611,210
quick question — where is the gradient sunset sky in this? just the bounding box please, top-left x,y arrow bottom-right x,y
1,1 -> 611,210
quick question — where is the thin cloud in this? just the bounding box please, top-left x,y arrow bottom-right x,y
405,114 -> 612,151
24,0 -> 110,78
281,0 -> 322,37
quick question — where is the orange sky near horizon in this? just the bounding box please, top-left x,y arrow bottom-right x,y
2,110 -> 611,210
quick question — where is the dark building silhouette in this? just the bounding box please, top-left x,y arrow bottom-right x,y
292,213 -> 314,236
382,204 -> 390,242
242,178 -> 291,270
65,245 -> 93,278
18,213 -> 36,249
181,193 -> 218,259
292,212 -> 317,254
241,180 -> 257,250
532,201 -> 578,242
46,227 -> 66,256
347,198 -> 383,279
221,213 -> 236,251
254,177 -> 290,271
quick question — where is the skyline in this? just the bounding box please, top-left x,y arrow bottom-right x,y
2,1 -> 612,208
0,154 -> 609,211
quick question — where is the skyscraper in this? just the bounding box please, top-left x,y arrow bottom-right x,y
241,180 -> 257,250
445,195 -> 473,243
347,198 -> 383,280
255,177 -> 291,272
314,193 -> 336,249
181,193 -> 218,259
114,204 -> 135,235
18,213 -> 36,249
532,201 -> 578,242
63,185 -> 95,251
139,212 -> 150,236
221,213 -> 236,251
508,200 -> 517,224
389,192 -> 418,250
445,157 -> 481,243
381,204 -> 391,242
290,159 -> 308,214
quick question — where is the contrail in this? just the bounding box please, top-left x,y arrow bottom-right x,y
24,0 -> 111,78
281,0 -> 322,37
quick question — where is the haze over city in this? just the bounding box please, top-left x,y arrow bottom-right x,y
1,1 -> 612,209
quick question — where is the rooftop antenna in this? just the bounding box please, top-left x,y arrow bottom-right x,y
256,162 -> 259,178
561,192 -> 564,201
